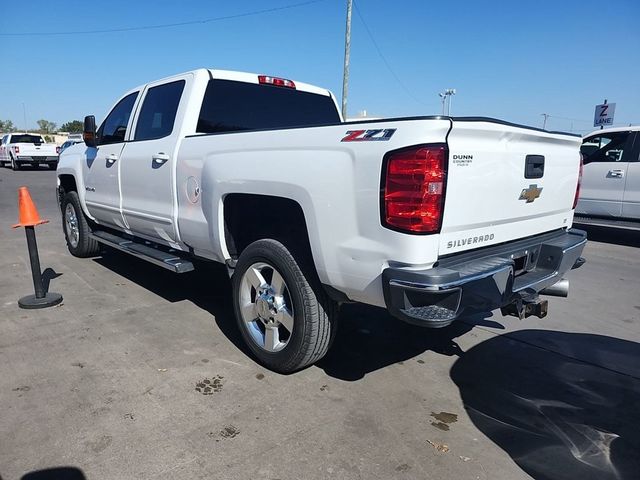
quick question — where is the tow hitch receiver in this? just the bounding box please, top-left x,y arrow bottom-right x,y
501,297 -> 548,320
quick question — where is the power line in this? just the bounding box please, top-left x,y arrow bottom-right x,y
352,1 -> 428,107
0,0 -> 326,36
544,114 -> 593,124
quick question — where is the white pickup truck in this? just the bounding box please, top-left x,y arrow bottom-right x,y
575,126 -> 640,229
57,69 -> 586,372
0,133 -> 60,170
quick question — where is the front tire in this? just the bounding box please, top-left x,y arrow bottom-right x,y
232,239 -> 336,373
62,191 -> 100,258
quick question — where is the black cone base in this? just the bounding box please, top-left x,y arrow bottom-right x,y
18,292 -> 63,309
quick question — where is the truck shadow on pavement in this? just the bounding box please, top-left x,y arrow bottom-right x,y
92,249 -> 491,376
450,329 -> 640,480
317,305 -> 500,380
93,250 -> 251,356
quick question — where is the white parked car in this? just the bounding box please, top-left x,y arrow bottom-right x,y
0,133 -> 60,170
56,68 -> 586,372
576,126 -> 640,228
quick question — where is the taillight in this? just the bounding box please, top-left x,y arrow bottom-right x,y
572,154 -> 583,209
382,144 -> 448,234
14,146 -> 20,154
258,75 -> 296,89
56,146 -> 61,154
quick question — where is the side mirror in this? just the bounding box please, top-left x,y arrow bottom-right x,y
83,115 -> 97,148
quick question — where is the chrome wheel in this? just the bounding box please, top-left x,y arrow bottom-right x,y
64,203 -> 80,248
239,262 -> 294,353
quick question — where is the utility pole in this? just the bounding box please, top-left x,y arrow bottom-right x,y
341,0 -> 353,120
541,113 -> 549,130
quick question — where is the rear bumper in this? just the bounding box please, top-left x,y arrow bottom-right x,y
382,228 -> 587,327
17,156 -> 58,164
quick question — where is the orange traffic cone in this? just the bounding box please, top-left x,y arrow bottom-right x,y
12,186 -> 62,309
12,186 -> 49,228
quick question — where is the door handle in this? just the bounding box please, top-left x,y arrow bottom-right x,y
608,169 -> 624,178
152,152 -> 170,165
106,153 -> 118,164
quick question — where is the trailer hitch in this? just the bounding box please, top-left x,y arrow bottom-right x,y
501,297 -> 548,320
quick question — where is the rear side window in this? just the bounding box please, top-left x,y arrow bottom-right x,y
134,80 -> 185,141
98,92 -> 138,145
197,79 -> 341,134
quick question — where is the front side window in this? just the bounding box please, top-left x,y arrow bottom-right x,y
134,80 -> 185,141
97,92 -> 138,146
581,132 -> 632,163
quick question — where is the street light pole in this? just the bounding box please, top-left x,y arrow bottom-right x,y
438,89 -> 456,116
341,0 -> 353,120
541,113 -> 549,130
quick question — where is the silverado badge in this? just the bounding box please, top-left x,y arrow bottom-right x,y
519,184 -> 543,203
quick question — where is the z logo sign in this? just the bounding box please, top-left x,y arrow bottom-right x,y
341,129 -> 396,142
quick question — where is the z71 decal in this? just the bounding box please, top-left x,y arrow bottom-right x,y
341,129 -> 396,142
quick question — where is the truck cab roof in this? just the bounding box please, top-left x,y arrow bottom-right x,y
584,125 -> 640,137
127,68 -> 335,99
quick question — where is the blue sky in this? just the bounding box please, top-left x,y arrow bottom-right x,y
1,0 -> 638,134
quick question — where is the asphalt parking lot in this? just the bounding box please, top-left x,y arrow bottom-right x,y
1,167 -> 639,480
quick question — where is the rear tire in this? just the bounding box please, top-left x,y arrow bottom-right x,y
10,156 -> 20,171
62,191 -> 100,258
232,239 -> 336,373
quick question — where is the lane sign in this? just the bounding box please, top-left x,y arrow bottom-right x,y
594,103 -> 616,127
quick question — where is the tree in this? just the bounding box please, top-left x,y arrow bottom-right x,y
0,119 -> 16,132
37,119 -> 57,134
60,120 -> 84,133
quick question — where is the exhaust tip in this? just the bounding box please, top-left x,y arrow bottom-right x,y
540,278 -> 569,298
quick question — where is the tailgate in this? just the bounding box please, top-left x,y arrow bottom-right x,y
14,143 -> 56,156
440,119 -> 581,255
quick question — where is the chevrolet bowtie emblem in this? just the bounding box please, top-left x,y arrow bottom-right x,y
519,184 -> 543,203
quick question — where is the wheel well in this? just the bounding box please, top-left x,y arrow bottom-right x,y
58,174 -> 77,205
223,194 -> 314,263
58,174 -> 77,192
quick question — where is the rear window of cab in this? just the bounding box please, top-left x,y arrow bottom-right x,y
197,79 -> 340,134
